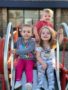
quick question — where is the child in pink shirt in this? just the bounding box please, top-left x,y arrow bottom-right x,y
34,9 -> 54,43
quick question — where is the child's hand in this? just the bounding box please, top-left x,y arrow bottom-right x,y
11,49 -> 16,54
57,27 -> 64,35
42,63 -> 47,70
35,35 -> 40,43
57,27 -> 64,44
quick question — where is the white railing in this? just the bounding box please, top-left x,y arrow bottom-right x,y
3,22 -> 14,90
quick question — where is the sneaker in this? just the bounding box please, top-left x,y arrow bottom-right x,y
25,83 -> 32,90
40,87 -> 45,90
36,87 -> 45,90
14,81 -> 22,89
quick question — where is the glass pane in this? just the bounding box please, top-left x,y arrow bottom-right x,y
9,18 -> 16,27
8,10 -> 23,27
9,10 -> 16,18
61,9 -> 68,24
15,10 -> 23,18
24,10 -> 39,24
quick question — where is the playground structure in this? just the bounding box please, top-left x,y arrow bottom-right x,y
0,22 -> 68,90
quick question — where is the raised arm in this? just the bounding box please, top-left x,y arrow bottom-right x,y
57,27 -> 64,45
33,26 -> 40,42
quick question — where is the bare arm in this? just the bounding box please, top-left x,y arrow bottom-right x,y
48,26 -> 57,38
36,51 -> 47,70
57,27 -> 64,44
33,27 -> 40,42
36,51 -> 44,65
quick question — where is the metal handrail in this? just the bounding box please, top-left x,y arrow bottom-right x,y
56,34 -> 61,90
3,22 -> 14,90
56,22 -> 68,90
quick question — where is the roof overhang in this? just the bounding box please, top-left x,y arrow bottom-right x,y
0,1 -> 68,9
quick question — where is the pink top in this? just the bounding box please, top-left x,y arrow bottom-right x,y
34,20 -> 53,34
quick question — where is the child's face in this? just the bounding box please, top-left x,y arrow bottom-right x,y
41,28 -> 51,41
21,26 -> 32,40
42,12 -> 51,22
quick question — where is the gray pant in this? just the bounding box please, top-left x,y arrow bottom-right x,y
37,59 -> 55,90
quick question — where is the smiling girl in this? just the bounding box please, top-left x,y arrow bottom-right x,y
36,26 -> 55,90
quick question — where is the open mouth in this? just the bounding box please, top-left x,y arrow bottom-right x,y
46,19 -> 50,21
43,36 -> 48,38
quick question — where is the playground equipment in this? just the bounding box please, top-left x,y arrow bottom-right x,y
59,23 -> 68,90
4,22 -> 15,90
0,22 -> 68,90
60,37 -> 68,90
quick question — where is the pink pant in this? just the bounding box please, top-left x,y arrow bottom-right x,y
15,59 -> 34,83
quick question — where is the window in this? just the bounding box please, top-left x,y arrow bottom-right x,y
8,9 -> 40,27
8,10 -> 23,27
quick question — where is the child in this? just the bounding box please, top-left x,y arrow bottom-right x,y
34,8 -> 54,43
36,26 -> 55,90
12,24 -> 35,90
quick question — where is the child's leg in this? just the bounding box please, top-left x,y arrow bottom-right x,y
46,63 -> 55,90
14,59 -> 25,89
25,60 -> 34,83
15,59 -> 25,81
25,60 -> 34,90
37,63 -> 47,89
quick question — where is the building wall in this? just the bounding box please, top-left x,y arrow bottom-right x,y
1,8 -> 68,36
54,9 -> 61,30
0,9 -> 3,37
61,9 -> 68,23
0,8 -> 7,37
0,9 -> 68,31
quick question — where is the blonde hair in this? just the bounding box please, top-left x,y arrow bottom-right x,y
40,8 -> 53,18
